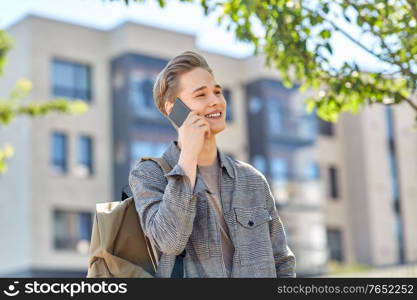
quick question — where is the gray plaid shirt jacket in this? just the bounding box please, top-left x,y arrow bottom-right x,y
129,140 -> 296,278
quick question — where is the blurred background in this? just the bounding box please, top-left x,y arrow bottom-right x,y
0,0 -> 416,277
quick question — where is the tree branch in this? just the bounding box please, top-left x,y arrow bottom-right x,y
406,0 -> 417,22
367,10 -> 417,84
404,97 -> 417,113
302,6 -> 394,67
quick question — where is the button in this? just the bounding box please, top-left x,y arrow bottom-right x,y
248,220 -> 254,227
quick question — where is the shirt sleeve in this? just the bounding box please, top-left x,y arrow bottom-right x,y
129,160 -> 205,256
262,176 -> 297,278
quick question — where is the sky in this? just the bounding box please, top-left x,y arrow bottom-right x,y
0,0 -> 386,70
0,0 -> 255,58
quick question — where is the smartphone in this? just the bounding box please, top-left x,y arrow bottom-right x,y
168,97 -> 191,128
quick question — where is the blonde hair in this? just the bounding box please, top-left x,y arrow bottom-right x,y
153,51 -> 213,116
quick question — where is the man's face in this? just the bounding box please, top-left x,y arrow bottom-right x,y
167,67 -> 227,135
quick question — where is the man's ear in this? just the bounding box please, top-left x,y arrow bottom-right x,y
165,100 -> 174,115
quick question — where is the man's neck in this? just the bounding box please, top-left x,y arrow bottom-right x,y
177,134 -> 218,167
197,136 -> 218,166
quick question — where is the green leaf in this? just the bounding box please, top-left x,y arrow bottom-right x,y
320,29 -> 331,40
299,81 -> 310,93
305,98 -> 316,113
322,3 -> 329,14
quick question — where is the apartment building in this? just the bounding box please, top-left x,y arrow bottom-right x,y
0,14 -> 416,277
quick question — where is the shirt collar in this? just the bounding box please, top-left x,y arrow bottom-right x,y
162,140 -> 235,179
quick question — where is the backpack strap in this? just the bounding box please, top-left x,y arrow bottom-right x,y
140,157 -> 172,175
122,157 -> 172,201
138,156 -> 186,278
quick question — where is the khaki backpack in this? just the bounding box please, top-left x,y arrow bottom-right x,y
87,157 -> 175,278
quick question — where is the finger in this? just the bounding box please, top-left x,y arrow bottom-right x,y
193,118 -> 209,127
200,123 -> 211,138
184,111 -> 200,126
199,122 -> 211,134
197,121 -> 209,127
189,115 -> 205,125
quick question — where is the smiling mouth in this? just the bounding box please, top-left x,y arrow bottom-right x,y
204,112 -> 222,119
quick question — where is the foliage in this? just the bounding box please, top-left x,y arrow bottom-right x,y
114,0 -> 417,123
0,30 -> 88,174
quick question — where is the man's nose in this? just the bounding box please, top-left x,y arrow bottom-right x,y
208,93 -> 221,106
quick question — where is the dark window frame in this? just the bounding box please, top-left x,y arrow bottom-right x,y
52,58 -> 92,102
51,132 -> 68,174
326,228 -> 344,262
223,88 -> 233,122
319,118 -> 335,136
129,76 -> 162,119
77,135 -> 94,176
53,209 -> 93,252
141,77 -> 154,108
329,166 -> 340,199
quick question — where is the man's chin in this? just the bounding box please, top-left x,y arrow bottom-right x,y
210,124 -> 226,135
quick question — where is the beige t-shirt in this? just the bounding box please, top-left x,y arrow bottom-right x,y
198,157 -> 234,277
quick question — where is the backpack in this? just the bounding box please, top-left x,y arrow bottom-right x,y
87,157 -> 185,278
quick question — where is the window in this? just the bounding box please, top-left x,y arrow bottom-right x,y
328,166 -> 339,199
223,89 -> 233,122
385,106 -> 405,264
299,114 -> 318,140
53,209 -> 92,254
52,59 -> 91,101
141,78 -> 154,108
319,118 -> 334,136
129,77 -> 160,118
130,140 -> 168,168
385,106 -> 395,139
252,154 -> 267,174
305,162 -> 320,181
271,157 -> 289,184
394,214 -> 405,263
326,228 -> 344,262
270,157 -> 290,205
51,132 -> 67,174
249,96 -> 262,115
77,135 -> 93,176
267,99 -> 283,132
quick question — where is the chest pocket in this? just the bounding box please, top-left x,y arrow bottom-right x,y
234,206 -> 274,266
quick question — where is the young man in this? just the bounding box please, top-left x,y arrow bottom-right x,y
129,51 -> 296,278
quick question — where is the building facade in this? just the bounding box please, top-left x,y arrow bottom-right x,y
0,15 -> 416,277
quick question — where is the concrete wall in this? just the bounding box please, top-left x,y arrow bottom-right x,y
340,111 -> 373,265
318,117 -> 355,265
393,102 -> 417,263
341,105 -> 400,266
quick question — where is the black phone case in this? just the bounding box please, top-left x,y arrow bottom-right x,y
168,97 -> 191,128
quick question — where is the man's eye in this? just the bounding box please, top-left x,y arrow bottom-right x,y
196,94 -> 205,97
215,91 -> 222,95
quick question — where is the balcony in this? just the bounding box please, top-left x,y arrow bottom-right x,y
267,105 -> 317,146
272,178 -> 322,209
